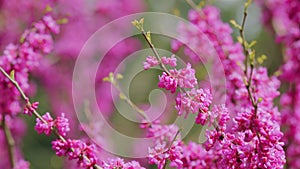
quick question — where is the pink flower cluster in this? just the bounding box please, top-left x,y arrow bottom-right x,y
52,139 -> 98,168
176,88 -> 212,125
144,123 -> 183,169
143,55 -> 177,70
144,55 -> 197,94
0,14 -> 59,116
35,112 -> 70,136
143,56 -> 159,70
0,12 -> 59,169
23,101 -> 39,116
100,158 -> 145,169
158,72 -> 178,93
1,1 -> 297,168
169,5 -> 285,168
258,0 -> 300,168
149,54 -> 214,126
161,55 -> 177,67
148,140 -> 183,169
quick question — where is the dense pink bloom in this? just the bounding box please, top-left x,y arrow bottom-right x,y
42,15 -> 60,34
143,56 -> 159,70
55,113 -> 70,137
52,139 -> 98,168
258,0 -> 300,168
158,72 -> 178,93
35,112 -> 70,136
23,101 -> 39,116
172,5 -> 285,168
175,88 -> 212,124
169,63 -> 197,89
158,63 -> 197,93
148,141 -> 183,169
35,112 -> 54,135
146,123 -> 180,144
101,158 -> 145,169
0,14 -> 59,116
161,55 -> 177,67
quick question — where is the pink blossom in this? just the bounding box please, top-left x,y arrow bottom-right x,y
148,141 -> 183,169
169,63 -> 197,89
161,55 -> 177,67
23,101 -> 39,116
147,124 -> 180,144
35,112 -> 54,135
101,158 -> 145,169
158,72 -> 178,93
143,56 -> 159,70
55,113 -> 70,136
176,88 -> 212,124
258,1 -> 300,167
158,63 -> 197,93
42,15 -> 60,34
52,139 -> 98,168
173,5 -> 285,168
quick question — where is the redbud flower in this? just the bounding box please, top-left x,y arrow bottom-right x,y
101,158 -> 145,169
143,56 -> 159,70
35,112 -> 54,135
24,101 -> 39,116
52,139 -> 68,157
55,113 -> 70,136
176,88 -> 212,124
161,55 -> 177,67
27,32 -> 53,54
42,15 -> 60,34
148,141 -> 183,169
52,139 -> 98,168
158,72 -> 177,93
147,124 -> 180,144
170,63 -> 197,89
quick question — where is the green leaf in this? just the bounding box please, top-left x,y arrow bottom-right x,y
119,93 -> 126,100
248,40 -> 257,48
131,18 -> 145,31
230,20 -> 242,30
10,70 -> 15,80
257,97 -> 263,103
237,36 -> 243,44
139,18 -> 144,25
102,77 -> 110,82
245,0 -> 252,9
257,54 -> 267,64
57,18 -> 68,24
146,31 -> 151,43
116,73 -> 123,79
45,4 -> 52,12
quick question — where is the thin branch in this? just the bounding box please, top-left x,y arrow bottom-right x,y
141,31 -> 170,75
2,115 -> 16,168
238,1 -> 262,150
185,0 -> 204,15
186,0 -> 199,10
238,1 -> 258,115
0,67 -> 102,169
240,3 -> 249,75
111,80 -> 151,122
162,128 -> 181,169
